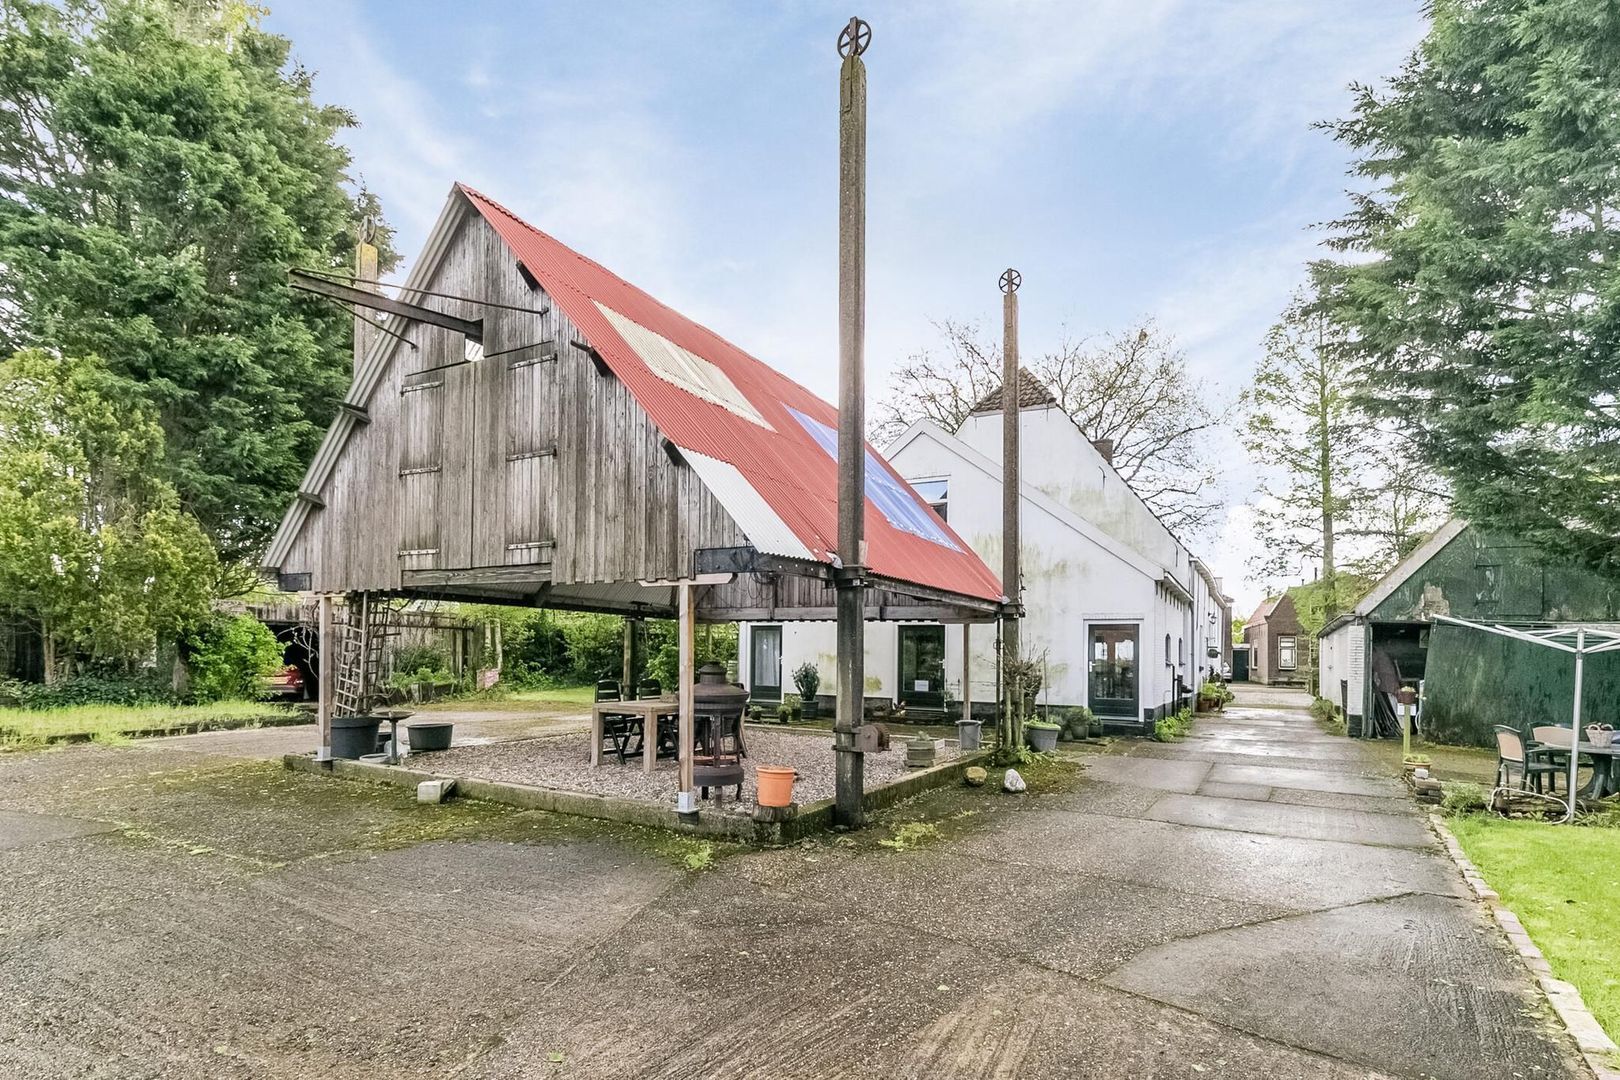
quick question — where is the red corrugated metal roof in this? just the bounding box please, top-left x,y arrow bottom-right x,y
459,183 -> 1004,604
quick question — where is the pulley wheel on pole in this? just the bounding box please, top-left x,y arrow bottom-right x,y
837,16 -> 871,57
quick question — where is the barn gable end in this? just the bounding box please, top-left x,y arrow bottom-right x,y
271,191 -> 746,598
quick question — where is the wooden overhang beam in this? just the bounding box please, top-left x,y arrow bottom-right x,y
289,269 -> 484,342
694,545 -> 1006,621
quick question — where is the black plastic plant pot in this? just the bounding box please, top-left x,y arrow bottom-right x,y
330,715 -> 382,760
406,722 -> 453,752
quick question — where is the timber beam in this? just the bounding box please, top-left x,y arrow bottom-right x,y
289,269 -> 484,342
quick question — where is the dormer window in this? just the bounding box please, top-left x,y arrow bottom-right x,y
911,478 -> 948,522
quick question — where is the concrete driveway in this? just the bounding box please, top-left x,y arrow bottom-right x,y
0,689 -> 1588,1079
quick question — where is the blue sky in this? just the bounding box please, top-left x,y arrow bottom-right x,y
264,0 -> 1427,613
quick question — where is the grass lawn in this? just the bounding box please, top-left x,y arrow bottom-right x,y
0,701 -> 301,748
1449,813 -> 1620,1045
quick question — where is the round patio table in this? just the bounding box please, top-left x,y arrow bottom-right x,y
1576,742 -> 1620,799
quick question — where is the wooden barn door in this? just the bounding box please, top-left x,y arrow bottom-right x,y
398,370 -> 445,571
468,332 -> 556,570
399,359 -> 477,571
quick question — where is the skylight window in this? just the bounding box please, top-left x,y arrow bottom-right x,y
789,408 -> 960,550
595,303 -> 771,429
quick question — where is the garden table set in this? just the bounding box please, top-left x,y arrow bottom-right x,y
1575,741 -> 1620,799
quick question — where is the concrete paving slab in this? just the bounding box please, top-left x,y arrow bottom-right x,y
1197,781 -> 1273,801
1143,792 -> 1434,849
144,724 -> 319,758
1082,755 -> 1210,793
1267,786 -> 1415,816
0,809 -> 117,850
475,880 -> 1398,1080
1105,892 -> 1579,1080
1208,761 -> 1405,797
947,808 -> 1465,909
1140,744 -> 1374,772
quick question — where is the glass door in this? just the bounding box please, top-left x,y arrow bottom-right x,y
898,626 -> 947,709
1088,624 -> 1139,719
750,626 -> 782,701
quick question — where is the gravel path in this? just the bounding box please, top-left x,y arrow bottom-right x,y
411,727 -> 958,814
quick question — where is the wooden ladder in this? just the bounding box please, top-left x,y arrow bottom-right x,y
332,593 -> 398,717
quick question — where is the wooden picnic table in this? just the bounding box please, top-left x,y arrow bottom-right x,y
590,699 -> 679,774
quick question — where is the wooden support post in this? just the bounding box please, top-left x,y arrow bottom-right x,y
834,16 -> 872,830
1000,268 -> 1023,750
316,594 -> 334,760
962,622 -> 972,727
677,584 -> 696,813
622,617 -> 636,692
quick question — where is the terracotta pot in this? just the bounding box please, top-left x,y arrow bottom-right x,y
756,765 -> 796,807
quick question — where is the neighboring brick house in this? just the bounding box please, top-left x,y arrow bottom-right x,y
1243,593 -> 1307,687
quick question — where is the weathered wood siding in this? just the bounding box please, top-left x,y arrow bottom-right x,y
280,199 -> 745,595
1366,524 -> 1620,623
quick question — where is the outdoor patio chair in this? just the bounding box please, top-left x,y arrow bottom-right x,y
636,680 -> 662,699
594,680 -> 643,764
1494,725 -> 1562,793
1530,724 -> 1590,780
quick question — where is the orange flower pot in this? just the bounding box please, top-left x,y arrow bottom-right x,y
756,765 -> 797,807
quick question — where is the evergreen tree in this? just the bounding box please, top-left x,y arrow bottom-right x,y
0,0 -> 395,562
0,350 -> 218,679
1316,0 -> 1620,577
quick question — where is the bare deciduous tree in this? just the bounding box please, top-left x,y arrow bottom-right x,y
873,318 -> 1230,537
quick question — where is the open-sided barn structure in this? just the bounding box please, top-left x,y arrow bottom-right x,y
266,184 -> 1002,622
262,182 -> 1006,815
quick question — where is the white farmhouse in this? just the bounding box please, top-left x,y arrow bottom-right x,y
739,372 -> 1233,734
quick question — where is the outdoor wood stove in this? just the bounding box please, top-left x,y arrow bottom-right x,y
691,662 -> 747,806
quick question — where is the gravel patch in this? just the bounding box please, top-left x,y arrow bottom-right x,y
411,727 -> 959,815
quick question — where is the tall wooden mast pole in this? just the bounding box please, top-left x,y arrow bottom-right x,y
834,15 -> 872,829
1000,268 -> 1023,750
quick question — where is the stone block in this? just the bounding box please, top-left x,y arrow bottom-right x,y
416,778 -> 456,804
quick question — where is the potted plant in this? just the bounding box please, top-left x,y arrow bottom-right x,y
779,694 -> 801,724
1025,717 -> 1061,753
792,662 -> 821,719
1064,706 -> 1094,742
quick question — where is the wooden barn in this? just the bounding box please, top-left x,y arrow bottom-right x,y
262,183 -> 1006,815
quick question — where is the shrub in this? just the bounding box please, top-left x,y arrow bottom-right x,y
792,661 -> 821,699
185,615 -> 283,703
1154,707 -> 1194,742
1024,718 -> 1061,731
1062,706 -> 1095,737
1441,782 -> 1488,814
393,644 -> 450,677
3,670 -> 172,709
559,612 -> 627,683
644,621 -> 739,689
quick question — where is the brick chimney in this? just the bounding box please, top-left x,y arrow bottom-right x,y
1092,438 -> 1114,464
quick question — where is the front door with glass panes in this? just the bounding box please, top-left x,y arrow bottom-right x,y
750,626 -> 783,702
1088,624 -> 1140,719
898,626 -> 947,709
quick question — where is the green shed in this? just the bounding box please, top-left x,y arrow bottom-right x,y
1316,520 -> 1620,745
